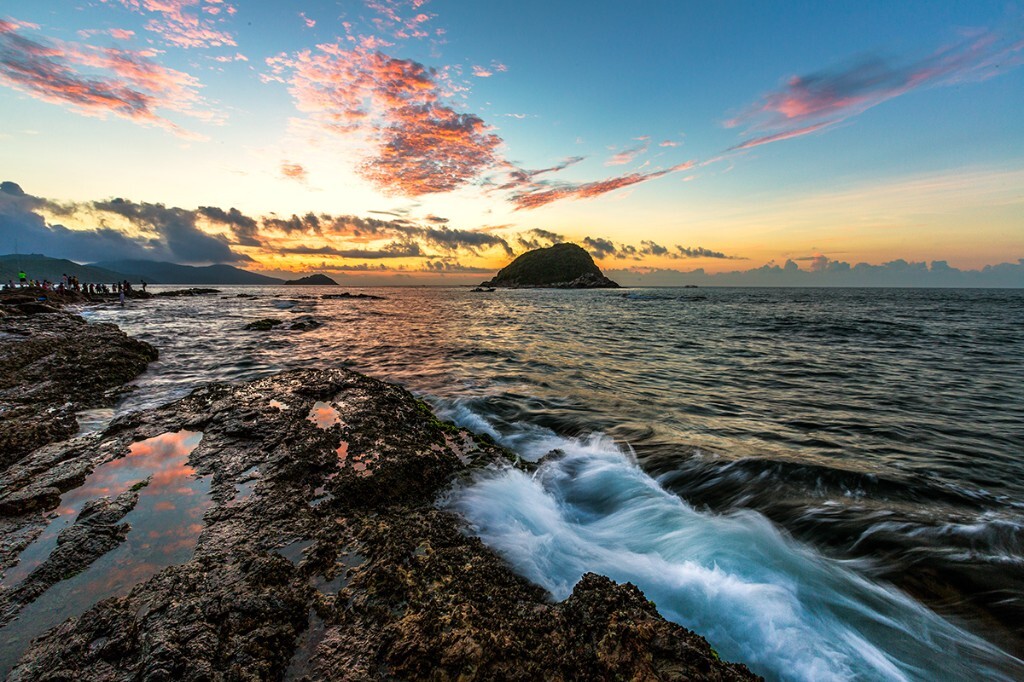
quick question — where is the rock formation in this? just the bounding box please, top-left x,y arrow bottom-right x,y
0,293 -> 157,470
1,367 -> 758,681
480,243 -> 620,288
285,274 -> 338,286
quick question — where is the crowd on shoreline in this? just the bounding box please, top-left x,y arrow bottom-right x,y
3,271 -> 145,296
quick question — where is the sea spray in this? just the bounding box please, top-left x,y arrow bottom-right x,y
443,426 -> 1024,682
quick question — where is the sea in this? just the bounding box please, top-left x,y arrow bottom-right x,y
10,286 -> 1024,681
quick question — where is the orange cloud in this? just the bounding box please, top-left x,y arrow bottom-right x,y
281,162 -> 307,182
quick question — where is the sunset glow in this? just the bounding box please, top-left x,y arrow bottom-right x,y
1,1 -> 1021,284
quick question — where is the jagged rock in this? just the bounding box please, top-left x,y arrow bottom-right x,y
3,369 -> 758,681
480,243 -> 620,289
0,487 -> 141,628
0,486 -> 61,517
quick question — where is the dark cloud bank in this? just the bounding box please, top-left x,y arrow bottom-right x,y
2,182 -> 1020,286
1,181 -> 248,264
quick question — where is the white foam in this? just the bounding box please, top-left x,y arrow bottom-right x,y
446,429 -> 1023,682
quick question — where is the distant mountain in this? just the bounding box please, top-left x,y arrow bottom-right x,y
481,243 -> 620,288
0,253 -> 132,285
93,260 -> 283,285
284,274 -> 338,285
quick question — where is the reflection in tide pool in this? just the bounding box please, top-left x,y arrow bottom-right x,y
0,430 -> 211,678
307,401 -> 342,429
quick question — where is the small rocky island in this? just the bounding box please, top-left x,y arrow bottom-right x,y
285,274 -> 338,286
480,243 -> 620,288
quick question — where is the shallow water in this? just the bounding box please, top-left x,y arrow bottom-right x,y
67,285 -> 1024,680
0,430 -> 209,677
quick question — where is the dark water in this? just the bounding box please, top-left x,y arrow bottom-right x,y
53,286 -> 1024,680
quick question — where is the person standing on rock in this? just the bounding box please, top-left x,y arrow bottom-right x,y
18,270 -> 27,287
119,290 -> 126,307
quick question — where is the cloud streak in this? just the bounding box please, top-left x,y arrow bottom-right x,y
727,26 -> 1024,149
509,161 -> 695,210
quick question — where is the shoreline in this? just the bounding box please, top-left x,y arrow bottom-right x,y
0,292 -> 760,679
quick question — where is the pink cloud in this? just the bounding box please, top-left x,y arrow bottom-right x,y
103,0 -> 237,49
510,161 -> 694,210
658,140 -> 679,147
0,19 -> 214,137
300,12 -> 315,28
471,65 -> 492,78
266,45 -> 500,195
727,27 -> 1023,149
605,142 -> 649,167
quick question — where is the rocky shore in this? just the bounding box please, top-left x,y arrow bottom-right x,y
0,289 -> 157,469
0,292 -> 759,680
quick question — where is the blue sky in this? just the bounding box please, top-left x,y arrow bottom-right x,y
1,1 -> 1021,283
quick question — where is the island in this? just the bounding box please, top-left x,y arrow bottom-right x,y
479,243 -> 620,288
284,274 -> 338,286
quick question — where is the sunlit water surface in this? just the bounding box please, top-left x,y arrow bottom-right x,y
45,286 -> 1024,680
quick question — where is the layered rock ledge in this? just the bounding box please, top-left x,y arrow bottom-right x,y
1,367 -> 759,680
0,292 -> 157,470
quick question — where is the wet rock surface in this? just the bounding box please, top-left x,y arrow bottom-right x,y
0,303 -> 158,469
244,318 -> 284,331
2,368 -> 758,681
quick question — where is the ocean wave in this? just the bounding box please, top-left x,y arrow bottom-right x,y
445,429 -> 1024,681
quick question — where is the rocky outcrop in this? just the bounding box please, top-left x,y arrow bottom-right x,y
480,243 -> 620,288
285,274 -> 338,286
1,368 -> 758,681
0,303 -> 158,470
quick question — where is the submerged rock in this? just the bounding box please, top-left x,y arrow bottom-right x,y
287,315 -> 323,331
2,368 -> 758,681
244,318 -> 283,331
480,243 -> 620,289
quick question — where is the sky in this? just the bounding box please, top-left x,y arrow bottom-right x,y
0,0 -> 1022,285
